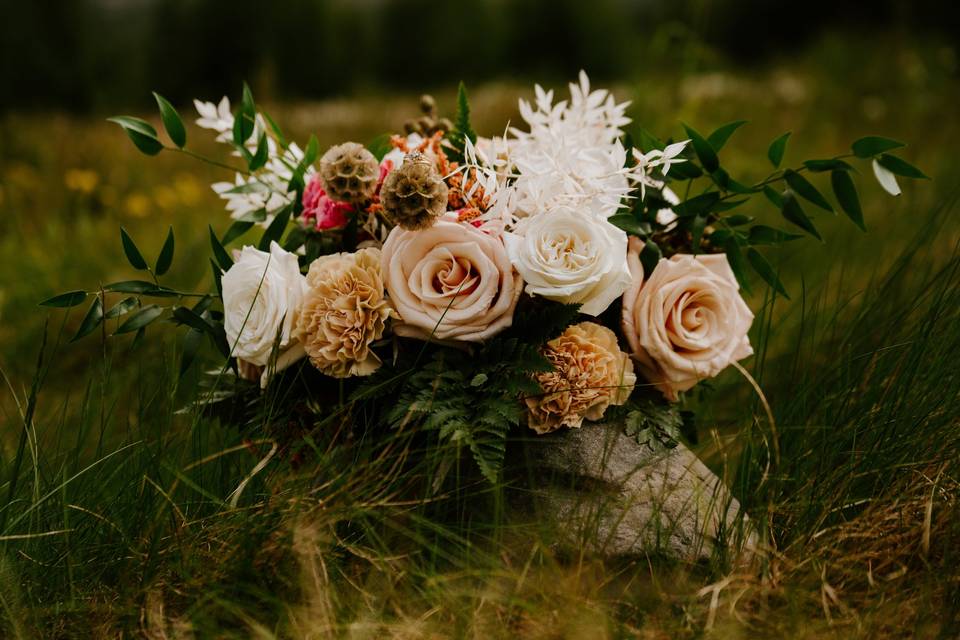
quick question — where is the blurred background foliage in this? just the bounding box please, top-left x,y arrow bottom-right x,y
2,0 -> 958,112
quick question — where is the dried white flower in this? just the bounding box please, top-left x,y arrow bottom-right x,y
197,97 -> 315,227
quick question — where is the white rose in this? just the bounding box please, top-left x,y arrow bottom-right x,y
621,238 -> 754,401
381,215 -> 522,342
222,241 -> 307,368
504,207 -> 632,316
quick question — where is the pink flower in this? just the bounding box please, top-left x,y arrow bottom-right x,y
302,174 -> 353,231
376,159 -> 394,195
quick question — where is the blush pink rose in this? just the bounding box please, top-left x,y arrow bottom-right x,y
381,214 -> 522,342
621,238 -> 754,401
302,174 -> 354,230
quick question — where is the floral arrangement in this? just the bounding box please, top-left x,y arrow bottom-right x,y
43,73 -> 926,482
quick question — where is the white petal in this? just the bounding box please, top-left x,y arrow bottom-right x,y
194,99 -> 216,119
217,96 -> 232,120
872,159 -> 901,196
663,140 -> 689,159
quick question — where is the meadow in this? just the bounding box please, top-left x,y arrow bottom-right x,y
1,31 -> 959,638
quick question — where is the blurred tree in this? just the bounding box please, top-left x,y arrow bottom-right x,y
0,0 -> 955,112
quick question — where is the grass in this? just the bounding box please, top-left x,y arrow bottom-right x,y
1,30 -> 959,638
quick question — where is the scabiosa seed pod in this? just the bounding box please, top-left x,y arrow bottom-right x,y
419,94 -> 437,115
380,152 -> 449,231
319,142 -> 379,205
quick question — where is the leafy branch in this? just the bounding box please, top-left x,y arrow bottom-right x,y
615,123 -> 929,297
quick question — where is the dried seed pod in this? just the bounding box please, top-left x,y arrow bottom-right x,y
380,153 -> 449,230
404,119 -> 422,135
416,116 -> 435,134
436,117 -> 453,133
419,94 -> 437,116
319,142 -> 379,204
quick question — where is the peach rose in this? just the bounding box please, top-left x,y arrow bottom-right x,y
525,322 -> 636,434
381,215 -> 522,342
621,238 -> 753,401
296,248 -> 395,378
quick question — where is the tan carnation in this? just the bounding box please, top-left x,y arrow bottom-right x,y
525,322 -> 636,435
296,248 -> 396,378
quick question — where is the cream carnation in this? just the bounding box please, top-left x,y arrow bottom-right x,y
504,207 -> 632,316
222,242 -> 306,368
621,238 -> 754,401
296,248 -> 395,378
525,322 -> 636,434
381,215 -> 522,342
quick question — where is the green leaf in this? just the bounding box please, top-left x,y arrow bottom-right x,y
210,259 -> 224,299
666,160 -> 703,179
781,192 -> 821,240
120,227 -> 148,270
172,306 -> 213,333
724,214 -> 753,226
179,328 -> 204,377
155,226 -> 175,276
623,401 -> 683,450
690,215 -> 707,255
803,158 -> 853,172
39,291 -> 88,308
831,169 -> 865,231
104,280 -> 174,295
747,248 -> 789,298
152,92 -> 186,148
608,213 -> 650,237
115,305 -> 164,334
71,296 -> 103,342
767,131 -> 791,168
447,82 -> 478,163
633,127 -> 664,152
209,225 -> 234,271
672,192 -> 720,218
723,237 -> 751,293
748,225 -> 803,245
706,120 -> 747,151
784,170 -> 833,212
233,82 -> 256,146
221,220 -> 255,246
249,133 -> 269,171
682,123 -> 719,173
304,134 -> 319,166
708,229 -> 735,245
713,198 -> 750,213
106,116 -> 163,156
851,135 -> 905,158
130,326 -> 147,350
262,110 -> 287,148
258,205 -> 293,251
105,296 -> 138,319
877,154 -> 929,179
639,239 -> 662,276
763,185 -> 784,208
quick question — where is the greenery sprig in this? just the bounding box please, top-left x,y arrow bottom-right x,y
615,124 -> 929,297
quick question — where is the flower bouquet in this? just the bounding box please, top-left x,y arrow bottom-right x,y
44,73 -> 925,517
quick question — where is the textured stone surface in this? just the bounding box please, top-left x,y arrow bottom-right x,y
514,422 -> 755,562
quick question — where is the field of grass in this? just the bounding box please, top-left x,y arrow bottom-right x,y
1,31 -> 959,638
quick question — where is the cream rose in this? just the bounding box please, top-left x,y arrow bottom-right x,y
222,241 -> 306,368
381,215 -> 522,342
621,238 -> 754,401
296,248 -> 395,378
504,207 -> 632,316
525,322 -> 636,434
